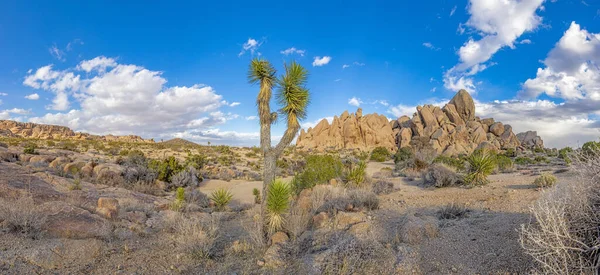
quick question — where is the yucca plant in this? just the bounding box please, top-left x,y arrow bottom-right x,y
464,149 -> 497,186
248,58 -> 310,237
266,180 -> 291,234
345,161 -> 367,187
210,188 -> 233,211
171,187 -> 186,211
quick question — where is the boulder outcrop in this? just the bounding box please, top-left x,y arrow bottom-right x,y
0,120 -> 154,143
296,109 -> 396,152
517,131 -> 544,149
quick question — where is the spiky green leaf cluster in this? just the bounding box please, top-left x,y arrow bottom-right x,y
464,149 -> 497,186
277,61 -> 309,124
210,188 -> 233,211
266,180 -> 291,233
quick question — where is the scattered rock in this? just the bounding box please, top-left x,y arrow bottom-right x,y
96,197 -> 120,220
313,212 -> 329,228
270,231 -> 289,245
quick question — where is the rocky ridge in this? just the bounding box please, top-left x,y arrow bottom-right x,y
0,120 -> 154,143
297,90 -> 528,156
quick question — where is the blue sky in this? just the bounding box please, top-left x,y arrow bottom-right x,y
0,0 -> 599,147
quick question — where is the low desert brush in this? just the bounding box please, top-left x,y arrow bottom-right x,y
345,161 -> 367,187
252,188 -> 261,204
266,180 -> 291,234
210,188 -> 233,211
464,149 -> 496,186
171,187 -> 186,211
437,203 -> 469,220
533,173 -> 557,188
369,146 -> 390,162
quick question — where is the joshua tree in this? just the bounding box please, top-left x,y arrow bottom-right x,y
248,58 -> 309,236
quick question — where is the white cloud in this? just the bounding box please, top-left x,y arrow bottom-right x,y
348,97 -> 363,107
519,39 -> 532,44
342,64 -> 350,69
430,87 -> 437,92
239,38 -> 262,56
24,93 -> 40,100
312,56 -> 332,67
245,116 -> 258,120
0,108 -> 31,120
49,45 -> 65,61
450,5 -> 457,16
229,102 -> 241,107
24,56 -> 233,140
373,100 -> 389,107
444,0 -> 546,92
0,93 -> 7,96
301,117 -> 334,129
423,42 -> 440,50
334,78 -> 342,82
353,62 -> 365,66
520,22 -> 600,101
280,47 -> 305,56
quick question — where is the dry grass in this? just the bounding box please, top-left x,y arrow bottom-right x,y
320,235 -> 396,274
0,197 -> 47,238
172,213 -> 220,260
520,150 -> 600,274
312,185 -> 379,214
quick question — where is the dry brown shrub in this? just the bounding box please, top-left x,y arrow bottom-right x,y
0,196 -> 47,238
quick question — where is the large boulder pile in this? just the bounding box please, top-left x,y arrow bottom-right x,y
297,108 -> 396,152
393,90 -> 520,156
516,131 -> 544,149
0,120 -> 154,143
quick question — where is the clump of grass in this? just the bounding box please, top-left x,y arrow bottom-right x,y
266,180 -> 291,234
69,177 -> 82,191
534,156 -> 549,164
0,197 -> 46,238
369,147 -> 390,162
210,188 -> 233,211
437,203 -> 469,220
433,155 -> 465,171
171,187 -> 186,211
533,173 -> 557,188
344,161 -> 367,187
464,149 -> 496,186
515,156 -> 534,165
252,188 -> 261,204
173,214 -> 219,260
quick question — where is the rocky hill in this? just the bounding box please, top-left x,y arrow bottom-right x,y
297,109 -> 396,152
0,120 -> 154,143
298,90 -> 529,156
161,138 -> 199,147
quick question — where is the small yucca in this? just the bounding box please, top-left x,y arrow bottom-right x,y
345,161 -> 367,187
266,180 -> 291,234
210,188 -> 233,211
465,149 -> 496,186
252,188 -> 261,204
171,187 -> 186,211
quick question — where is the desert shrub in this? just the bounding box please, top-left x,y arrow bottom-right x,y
210,188 -> 233,211
558,147 -> 573,165
69,177 -> 82,191
291,154 -> 343,194
0,142 -> 7,148
581,141 -> 600,155
495,155 -> 514,173
422,163 -> 463,188
59,141 -> 78,151
394,147 -> 414,165
285,200 -> 312,240
184,153 -> 207,169
266,180 -> 291,234
148,156 -> 184,183
170,167 -> 201,189
514,156 -> 534,165
23,143 -> 36,154
533,147 -> 545,153
320,236 -> 396,275
520,151 -> 600,274
344,161 -> 367,187
0,197 -> 46,238
546,148 -> 559,157
502,148 -> 517,157
534,156 -> 549,164
171,187 -> 186,211
372,179 -> 395,195
252,188 -> 261,204
185,187 -> 210,207
369,147 -> 390,162
437,203 -> 469,220
316,188 -> 379,214
464,149 -> 496,186
432,155 -> 465,171
45,140 -> 55,147
173,214 -> 220,259
122,165 -> 157,185
533,173 -> 557,188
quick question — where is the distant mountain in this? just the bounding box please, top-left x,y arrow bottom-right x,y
161,138 -> 199,147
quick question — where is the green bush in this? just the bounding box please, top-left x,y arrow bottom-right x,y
533,173 -> 557,188
582,141 -> 600,155
495,155 -> 514,172
502,148 -> 517,158
515,157 -> 534,165
291,154 -> 343,194
23,143 -> 36,154
171,187 -> 186,211
210,188 -> 233,211
558,147 -> 573,165
252,188 -> 261,204
46,140 -> 56,147
149,156 -> 184,183
393,147 -> 413,164
464,149 -> 496,186
184,153 -> 207,169
69,178 -> 82,191
433,155 -> 465,171
370,147 -> 390,162
534,156 -> 549,163
345,161 -> 367,187
533,147 -> 545,153
266,180 -> 291,234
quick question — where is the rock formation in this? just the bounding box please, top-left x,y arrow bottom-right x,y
517,131 -> 544,149
0,120 -> 154,143
297,90 -> 526,156
296,109 -> 396,152
392,90 -> 520,156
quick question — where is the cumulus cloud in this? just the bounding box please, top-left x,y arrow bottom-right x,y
238,38 -> 262,56
423,42 -> 440,51
301,117 -> 334,129
24,93 -> 40,100
280,47 -> 305,56
342,64 -> 350,69
0,108 -> 31,120
520,22 -> 600,100
444,0 -> 546,92
348,97 -> 363,107
23,57 -> 243,141
312,56 -> 332,67
228,102 -> 241,107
